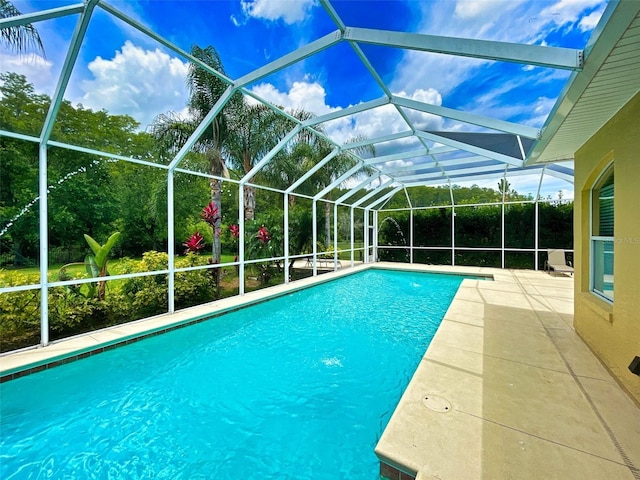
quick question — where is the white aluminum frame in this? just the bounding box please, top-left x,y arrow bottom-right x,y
0,0 -> 604,350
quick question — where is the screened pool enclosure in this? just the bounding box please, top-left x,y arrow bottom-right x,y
3,0 -> 626,350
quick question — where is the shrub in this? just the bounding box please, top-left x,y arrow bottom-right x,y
121,251 -> 217,315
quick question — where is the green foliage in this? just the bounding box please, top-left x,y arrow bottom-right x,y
0,270 -> 41,351
120,251 -> 217,317
0,250 -> 221,351
378,202 -> 573,269
455,205 -> 502,248
287,204 -> 314,256
84,232 -> 121,270
244,213 -> 284,261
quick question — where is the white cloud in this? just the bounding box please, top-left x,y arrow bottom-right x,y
79,41 -> 190,130
250,81 -> 445,154
539,0 -> 604,32
454,0 -> 526,22
240,0 -> 316,24
0,52 -> 54,93
250,80 -> 336,115
391,0 -> 606,127
578,9 -> 605,32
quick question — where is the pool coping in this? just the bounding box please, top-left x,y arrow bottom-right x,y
0,262 -> 486,381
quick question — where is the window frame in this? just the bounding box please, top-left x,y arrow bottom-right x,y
589,164 -> 614,303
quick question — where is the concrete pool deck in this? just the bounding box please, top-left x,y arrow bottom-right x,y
1,263 -> 639,480
373,264 -> 640,480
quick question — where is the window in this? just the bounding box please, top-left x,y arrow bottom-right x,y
591,166 -> 614,302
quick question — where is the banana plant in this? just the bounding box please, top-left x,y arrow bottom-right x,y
57,232 -> 121,300
83,232 -> 120,300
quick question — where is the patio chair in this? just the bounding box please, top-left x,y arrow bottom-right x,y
545,249 -> 574,276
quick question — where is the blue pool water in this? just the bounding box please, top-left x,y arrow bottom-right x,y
1,270 -> 467,480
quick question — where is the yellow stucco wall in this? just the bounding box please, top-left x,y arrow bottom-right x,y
574,91 -> 640,404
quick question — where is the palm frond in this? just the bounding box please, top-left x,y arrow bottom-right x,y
0,0 -> 45,56
149,112 -> 202,158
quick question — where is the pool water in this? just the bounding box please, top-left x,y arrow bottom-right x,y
1,270 -> 467,479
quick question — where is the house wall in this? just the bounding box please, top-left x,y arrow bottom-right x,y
574,91 -> 640,404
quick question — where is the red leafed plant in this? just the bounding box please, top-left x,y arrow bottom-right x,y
183,232 -> 205,254
201,202 -> 220,226
229,224 -> 239,238
256,225 -> 271,244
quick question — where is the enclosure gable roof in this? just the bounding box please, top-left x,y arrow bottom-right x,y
1,0 -> 639,208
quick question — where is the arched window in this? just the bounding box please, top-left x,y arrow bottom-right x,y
591,165 -> 614,302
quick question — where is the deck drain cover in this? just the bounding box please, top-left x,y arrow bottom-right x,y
422,394 -> 451,413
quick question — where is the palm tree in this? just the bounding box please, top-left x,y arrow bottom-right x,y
315,136 -> 375,248
151,45 -> 240,275
0,0 -> 44,55
224,102 -> 285,221
262,114 -> 376,248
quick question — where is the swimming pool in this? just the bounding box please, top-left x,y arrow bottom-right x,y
1,269 -> 469,479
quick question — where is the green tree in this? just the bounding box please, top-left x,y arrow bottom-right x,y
225,102 -> 286,221
0,74 -> 169,262
262,122 -> 375,248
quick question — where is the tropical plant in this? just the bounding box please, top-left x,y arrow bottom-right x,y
224,103 -> 286,221
83,232 -> 120,300
150,45 -> 240,267
264,126 -> 376,247
58,232 -> 120,300
0,0 -> 45,55
182,232 -> 205,254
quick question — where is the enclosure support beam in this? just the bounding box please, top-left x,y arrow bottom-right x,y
312,201 -> 318,275
303,97 -> 390,127
40,0 -> 97,143
410,209 -> 414,264
0,3 -> 84,28
351,179 -> 394,208
501,172 -> 507,269
38,144 -> 49,346
286,149 -> 339,194
535,169 -> 545,270
239,184 -> 245,295
313,163 -> 363,201
372,210 -> 378,262
501,202 -> 506,269
334,172 -> 382,206
350,207 -> 355,267
416,131 -> 524,167
284,194 -> 290,284
234,30 -> 343,88
243,126 -> 302,184
393,96 -> 540,139
99,2 -> 234,85
365,186 -> 402,210
344,27 -> 583,70
450,185 -> 456,266
451,207 -> 456,266
364,211 -> 369,264
535,201 -> 540,271
333,204 -> 339,270
168,87 -> 235,171
167,171 -> 175,312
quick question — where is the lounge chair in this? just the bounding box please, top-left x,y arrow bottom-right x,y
545,249 -> 574,276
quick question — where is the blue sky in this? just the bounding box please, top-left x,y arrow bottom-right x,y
2,0 -> 608,198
